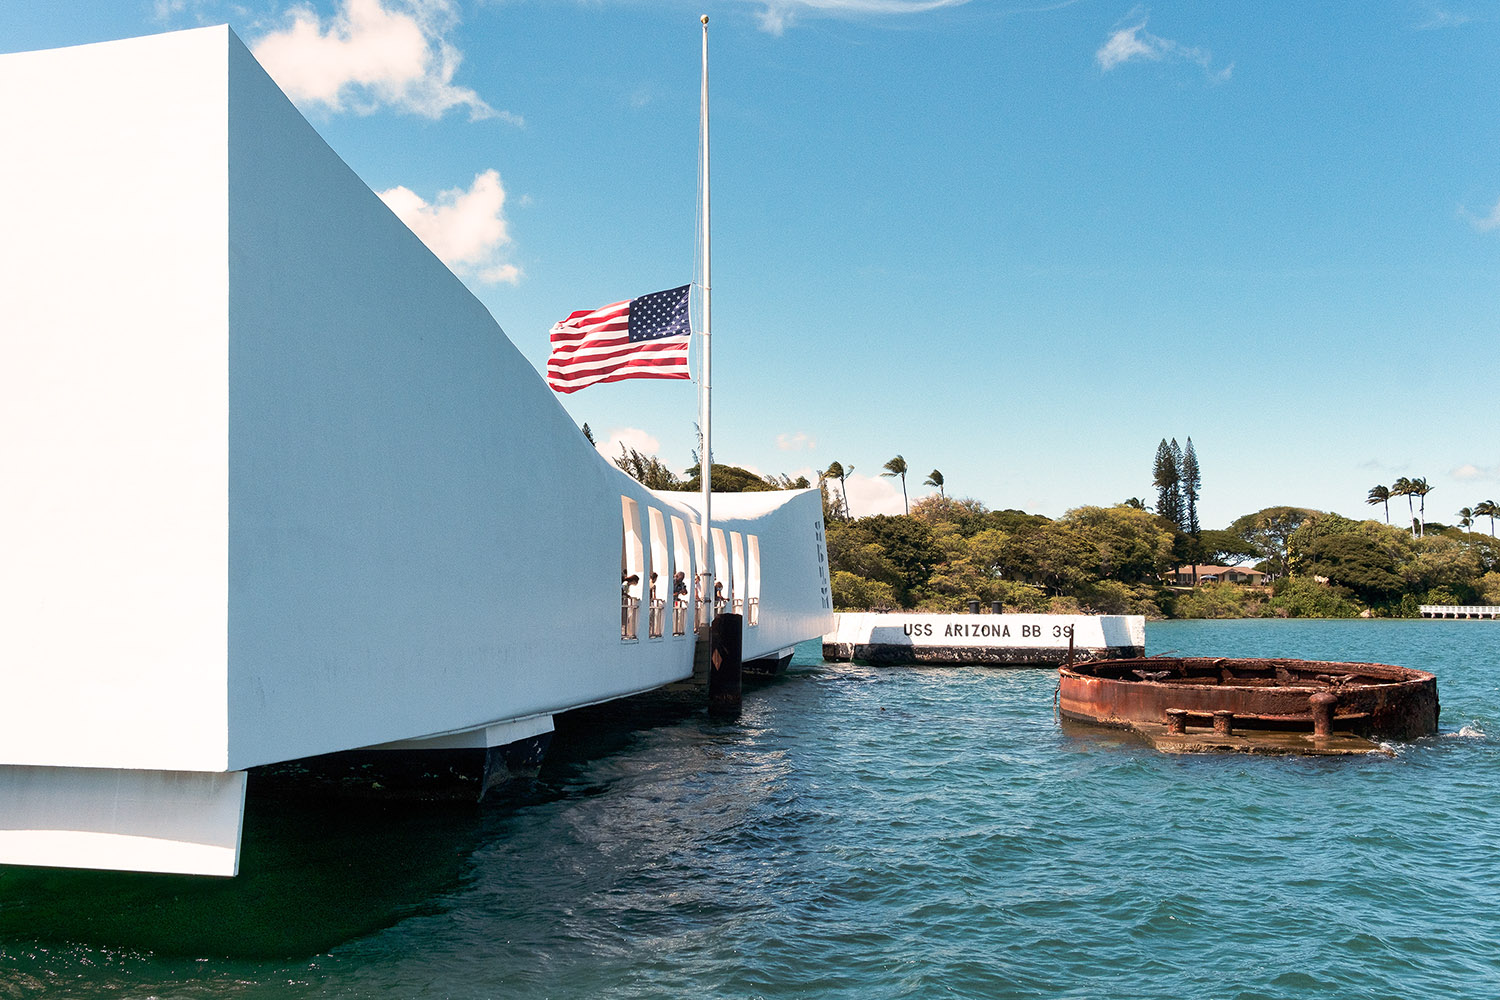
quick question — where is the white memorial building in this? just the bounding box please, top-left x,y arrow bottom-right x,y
0,27 -> 833,877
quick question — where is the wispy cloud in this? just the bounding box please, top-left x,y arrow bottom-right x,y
1462,197 -> 1500,232
250,0 -> 516,122
777,431 -> 817,451
1412,3 -> 1476,29
747,0 -> 972,36
378,170 -> 521,284
1096,10 -> 1232,82
153,0 -> 205,20
1453,463 -> 1500,483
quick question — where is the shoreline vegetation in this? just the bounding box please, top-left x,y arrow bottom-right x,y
819,495 -> 1499,620
604,434 -> 1500,620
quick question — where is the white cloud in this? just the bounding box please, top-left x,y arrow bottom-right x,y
1452,463 -> 1500,482
748,0 -> 972,35
597,427 -> 661,463
777,431 -> 816,451
1096,20 -> 1158,70
378,170 -> 521,285
1096,13 -> 1231,81
1464,197 -> 1500,232
1413,4 -> 1475,29
842,472 -> 906,517
250,0 -> 515,121
154,0 -> 198,19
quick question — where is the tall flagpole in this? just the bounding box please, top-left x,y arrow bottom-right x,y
698,14 -> 713,618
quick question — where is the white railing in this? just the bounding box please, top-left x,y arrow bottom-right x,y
621,595 -> 638,640
747,597 -> 759,626
648,599 -> 665,639
1420,605 -> 1500,619
673,603 -> 688,636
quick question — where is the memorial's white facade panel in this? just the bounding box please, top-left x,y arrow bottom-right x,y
0,26 -> 833,875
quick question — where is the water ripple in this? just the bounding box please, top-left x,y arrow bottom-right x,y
5,620 -> 1500,998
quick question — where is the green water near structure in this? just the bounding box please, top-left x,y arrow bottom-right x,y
3,619 -> 1497,998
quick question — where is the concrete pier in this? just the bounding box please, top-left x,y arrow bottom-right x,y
1419,606 -> 1500,619
823,612 -> 1144,667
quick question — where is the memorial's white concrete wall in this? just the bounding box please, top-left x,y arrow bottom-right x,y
0,30 -> 231,772
0,27 -> 834,786
219,25 -> 644,768
672,490 -> 833,658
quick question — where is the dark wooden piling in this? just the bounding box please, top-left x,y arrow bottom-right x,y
708,613 -> 743,719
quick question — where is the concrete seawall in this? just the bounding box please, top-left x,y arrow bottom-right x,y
823,613 -> 1145,666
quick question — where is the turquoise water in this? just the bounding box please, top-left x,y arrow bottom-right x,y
3,619 -> 1499,998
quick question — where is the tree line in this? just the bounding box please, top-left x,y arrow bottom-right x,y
604,429 -> 1500,618
822,455 -> 945,519
1367,478 -> 1497,542
820,497 -> 1499,620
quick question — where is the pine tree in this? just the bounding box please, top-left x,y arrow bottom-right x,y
1180,438 -> 1201,536
1152,439 -> 1182,527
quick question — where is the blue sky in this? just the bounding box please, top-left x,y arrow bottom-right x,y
5,1 -> 1498,529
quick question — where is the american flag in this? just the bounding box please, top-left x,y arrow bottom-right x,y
547,285 -> 693,394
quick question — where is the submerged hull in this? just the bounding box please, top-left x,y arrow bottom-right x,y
1059,657 -> 1439,751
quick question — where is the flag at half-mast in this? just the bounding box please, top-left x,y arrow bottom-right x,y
546,284 -> 692,393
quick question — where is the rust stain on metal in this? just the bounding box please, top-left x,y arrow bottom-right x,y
1059,656 -> 1439,756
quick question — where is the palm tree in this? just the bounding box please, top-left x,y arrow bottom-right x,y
882,454 -> 909,514
1458,507 -> 1475,532
924,469 -> 945,497
1391,478 -> 1415,537
823,461 -> 851,519
822,460 -> 842,512
1366,485 -> 1391,523
1476,500 -> 1499,538
1411,478 -> 1431,537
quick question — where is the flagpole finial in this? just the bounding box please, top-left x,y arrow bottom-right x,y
701,14 -> 709,24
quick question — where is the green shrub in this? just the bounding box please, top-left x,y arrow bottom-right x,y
1174,582 -> 1268,619
912,593 -> 967,613
1267,577 -> 1359,618
1424,586 -> 1462,607
999,582 -> 1050,613
1076,581 -> 1168,617
831,570 -> 899,611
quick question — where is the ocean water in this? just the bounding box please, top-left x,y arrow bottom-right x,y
3,619 -> 1499,999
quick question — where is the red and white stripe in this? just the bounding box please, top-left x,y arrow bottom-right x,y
546,298 -> 691,393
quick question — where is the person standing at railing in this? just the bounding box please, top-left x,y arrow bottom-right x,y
666,570 -> 687,635
621,574 -> 640,639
